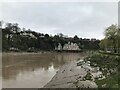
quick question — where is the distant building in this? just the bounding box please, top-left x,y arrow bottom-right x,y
55,42 -> 81,51
57,43 -> 62,50
9,47 -> 19,51
20,32 -> 37,39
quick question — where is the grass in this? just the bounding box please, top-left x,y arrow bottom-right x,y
95,73 -> 119,88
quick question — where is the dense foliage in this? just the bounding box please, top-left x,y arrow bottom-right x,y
2,22 -> 100,52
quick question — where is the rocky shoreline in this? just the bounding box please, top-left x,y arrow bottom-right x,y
44,59 -> 105,88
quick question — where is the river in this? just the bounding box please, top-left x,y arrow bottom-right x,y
2,52 -> 85,88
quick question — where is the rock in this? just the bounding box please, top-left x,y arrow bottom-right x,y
107,72 -> 110,76
77,80 -> 98,88
86,61 -> 90,64
91,71 -> 102,78
102,84 -> 107,88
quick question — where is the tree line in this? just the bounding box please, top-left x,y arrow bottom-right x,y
1,22 -> 100,52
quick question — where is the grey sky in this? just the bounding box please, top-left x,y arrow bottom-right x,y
0,1 -> 118,39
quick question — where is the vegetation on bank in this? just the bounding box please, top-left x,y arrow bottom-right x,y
84,24 -> 120,88
99,24 -> 120,53
83,24 -> 120,88
1,21 -> 100,52
84,52 -> 119,88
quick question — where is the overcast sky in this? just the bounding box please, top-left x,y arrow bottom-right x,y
0,1 -> 118,39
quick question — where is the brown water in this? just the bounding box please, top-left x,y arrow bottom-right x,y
2,52 -> 85,88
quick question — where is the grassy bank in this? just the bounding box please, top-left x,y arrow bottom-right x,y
84,52 -> 119,89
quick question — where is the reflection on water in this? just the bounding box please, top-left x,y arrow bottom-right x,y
2,52 -> 85,88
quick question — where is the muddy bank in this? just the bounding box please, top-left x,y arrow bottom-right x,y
44,59 -> 105,88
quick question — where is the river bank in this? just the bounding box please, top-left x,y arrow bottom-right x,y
44,59 -> 104,88
44,52 -> 119,88
2,50 -> 84,55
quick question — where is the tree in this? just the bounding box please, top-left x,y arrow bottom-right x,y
74,35 -> 79,40
45,34 -> 49,38
100,24 -> 120,53
57,33 -> 64,37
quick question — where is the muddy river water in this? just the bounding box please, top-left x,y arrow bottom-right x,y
2,52 -> 85,88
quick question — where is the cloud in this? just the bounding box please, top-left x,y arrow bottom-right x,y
0,2 -> 118,39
